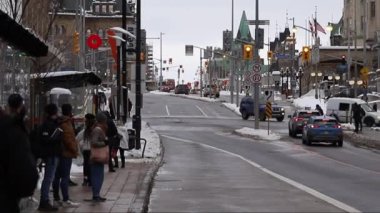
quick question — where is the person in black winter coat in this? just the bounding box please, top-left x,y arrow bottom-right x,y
0,94 -> 39,213
352,103 -> 364,133
103,111 -> 120,172
315,104 -> 324,115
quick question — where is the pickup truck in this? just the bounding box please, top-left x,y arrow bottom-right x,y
239,96 -> 285,121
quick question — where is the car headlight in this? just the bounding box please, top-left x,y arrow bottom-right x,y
377,116 -> 380,120
281,108 -> 285,111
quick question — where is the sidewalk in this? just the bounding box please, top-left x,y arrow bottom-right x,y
23,121 -> 162,213
343,126 -> 380,150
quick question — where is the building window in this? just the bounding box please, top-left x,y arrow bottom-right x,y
109,5 -> 114,13
95,5 -> 100,13
370,1 -> 376,18
102,5 -> 107,13
361,16 -> 364,31
98,29 -> 104,38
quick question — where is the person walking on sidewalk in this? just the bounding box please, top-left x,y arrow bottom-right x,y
0,94 -> 39,213
52,104 -> 80,208
78,113 -> 96,186
38,104 -> 63,211
86,112 -> 108,202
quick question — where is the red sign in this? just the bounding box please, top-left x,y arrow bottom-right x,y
87,34 -> 102,49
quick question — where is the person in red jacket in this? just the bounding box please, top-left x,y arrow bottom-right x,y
52,104 -> 80,208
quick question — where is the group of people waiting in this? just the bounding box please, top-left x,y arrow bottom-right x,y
0,93 -> 125,212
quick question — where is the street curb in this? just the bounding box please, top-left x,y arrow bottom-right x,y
140,123 -> 164,213
343,130 -> 380,150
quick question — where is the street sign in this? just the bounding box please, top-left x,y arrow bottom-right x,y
253,63 -> 261,72
275,53 -> 291,59
185,45 -> 193,56
252,73 -> 262,82
248,20 -> 270,25
265,101 -> 272,118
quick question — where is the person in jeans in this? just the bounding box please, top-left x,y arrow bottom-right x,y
52,104 -> 80,207
38,104 -> 63,211
87,112 -> 108,202
78,113 -> 96,186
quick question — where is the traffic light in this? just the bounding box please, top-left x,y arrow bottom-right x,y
243,44 -> 253,60
302,46 -> 310,62
73,31 -> 80,54
267,51 -> 273,60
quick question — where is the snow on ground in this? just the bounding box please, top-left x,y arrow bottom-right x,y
235,127 -> 281,141
293,89 -> 327,113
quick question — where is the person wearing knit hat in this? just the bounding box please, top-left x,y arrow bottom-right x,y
87,111 -> 108,202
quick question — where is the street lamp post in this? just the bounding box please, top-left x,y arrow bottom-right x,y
280,68 -> 284,94
286,67 -> 290,98
298,67 -> 303,97
159,32 -> 164,89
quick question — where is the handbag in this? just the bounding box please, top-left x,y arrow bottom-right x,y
90,145 -> 109,164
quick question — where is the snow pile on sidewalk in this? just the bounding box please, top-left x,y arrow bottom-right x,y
119,121 -> 161,163
223,102 -> 241,115
235,127 -> 281,141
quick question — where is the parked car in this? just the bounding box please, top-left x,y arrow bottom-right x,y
239,96 -> 285,121
160,85 -> 170,92
302,115 -> 343,147
326,97 -> 380,127
203,85 -> 220,98
288,109 -> 321,137
174,84 -> 190,95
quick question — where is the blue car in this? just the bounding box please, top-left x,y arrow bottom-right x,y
239,96 -> 285,121
302,116 -> 343,147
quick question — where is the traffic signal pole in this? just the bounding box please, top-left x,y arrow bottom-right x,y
253,0 -> 260,129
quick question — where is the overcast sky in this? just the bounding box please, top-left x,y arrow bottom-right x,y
142,0 -> 344,83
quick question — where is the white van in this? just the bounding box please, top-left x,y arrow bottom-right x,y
326,97 -> 380,127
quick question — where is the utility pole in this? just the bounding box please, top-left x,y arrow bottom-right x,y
135,0 -> 142,149
253,0 -> 260,129
354,1 -> 358,97
230,0 -> 235,105
121,0 -> 128,123
159,32 -> 163,88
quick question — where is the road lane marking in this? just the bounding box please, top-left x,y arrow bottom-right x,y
162,135 -> 361,213
165,105 -> 170,116
195,105 -> 208,117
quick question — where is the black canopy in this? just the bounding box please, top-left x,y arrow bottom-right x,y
31,71 -> 102,92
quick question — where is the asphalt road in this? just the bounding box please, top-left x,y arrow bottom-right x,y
143,93 -> 380,212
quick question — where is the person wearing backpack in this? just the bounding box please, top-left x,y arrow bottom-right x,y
38,104 -> 63,211
0,94 -> 39,213
52,104 -> 80,208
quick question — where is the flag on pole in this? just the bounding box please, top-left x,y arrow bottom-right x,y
314,18 -> 326,34
309,20 -> 314,37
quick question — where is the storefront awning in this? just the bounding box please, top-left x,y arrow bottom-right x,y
0,10 -> 48,57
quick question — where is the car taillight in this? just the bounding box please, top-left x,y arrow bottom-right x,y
310,124 -> 319,128
293,117 -> 303,122
333,124 -> 341,128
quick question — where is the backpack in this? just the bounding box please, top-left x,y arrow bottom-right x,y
29,121 -> 63,159
29,125 -> 45,159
